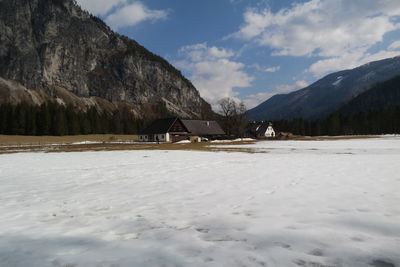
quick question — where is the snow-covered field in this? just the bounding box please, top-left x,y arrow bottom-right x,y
0,137 -> 399,267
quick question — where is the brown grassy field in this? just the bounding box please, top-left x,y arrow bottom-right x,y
0,137 -> 258,154
0,134 -> 380,155
0,134 -> 139,146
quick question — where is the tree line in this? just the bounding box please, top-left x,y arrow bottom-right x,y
216,97 -> 398,137
0,102 -> 149,136
264,75 -> 400,136
2,99 -> 399,137
272,107 -> 400,136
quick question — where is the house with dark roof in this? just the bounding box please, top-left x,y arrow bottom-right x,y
139,118 -> 225,143
246,122 -> 276,139
257,122 -> 275,138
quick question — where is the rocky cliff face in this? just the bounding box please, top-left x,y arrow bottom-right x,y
0,0 -> 211,118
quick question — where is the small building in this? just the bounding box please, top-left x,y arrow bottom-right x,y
245,121 -> 276,139
257,122 -> 276,138
139,118 -> 225,143
276,132 -> 293,140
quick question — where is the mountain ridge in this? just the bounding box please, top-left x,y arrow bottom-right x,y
0,0 -> 212,119
247,56 -> 400,121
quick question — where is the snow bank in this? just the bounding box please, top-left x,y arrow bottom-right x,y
0,137 -> 399,267
174,140 -> 191,144
211,138 -> 255,143
70,141 -> 102,145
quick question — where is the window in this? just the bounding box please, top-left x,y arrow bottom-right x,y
161,135 -> 165,139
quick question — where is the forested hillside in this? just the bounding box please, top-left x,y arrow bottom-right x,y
247,57 -> 400,121
272,107 -> 400,136
337,75 -> 400,115
271,76 -> 400,136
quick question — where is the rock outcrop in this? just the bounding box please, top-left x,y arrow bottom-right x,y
0,0 -> 212,118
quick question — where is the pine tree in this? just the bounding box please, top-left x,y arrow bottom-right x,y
0,104 -> 7,134
37,103 -> 51,136
52,105 -> 67,136
25,105 -> 37,135
65,105 -> 81,135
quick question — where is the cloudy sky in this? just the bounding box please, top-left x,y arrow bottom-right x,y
76,0 -> 400,109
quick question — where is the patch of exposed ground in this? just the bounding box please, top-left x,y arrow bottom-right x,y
0,134 -> 138,146
0,137 -> 258,154
0,134 -> 383,154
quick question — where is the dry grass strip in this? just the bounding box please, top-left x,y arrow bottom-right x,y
0,135 -> 381,155
0,134 -> 138,146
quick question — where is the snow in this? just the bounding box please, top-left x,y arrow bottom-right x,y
0,137 -> 399,267
211,136 -> 400,155
332,76 -> 343,86
175,140 -> 192,144
70,141 -> 103,145
70,141 -> 138,145
211,138 -> 255,143
232,138 -> 255,142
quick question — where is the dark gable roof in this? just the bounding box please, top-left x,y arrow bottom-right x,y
256,122 -> 273,135
182,120 -> 225,135
256,124 -> 268,135
140,118 -> 185,134
247,123 -> 260,134
140,118 -> 225,135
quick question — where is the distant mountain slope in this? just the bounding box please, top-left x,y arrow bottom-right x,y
0,0 -> 212,118
247,56 -> 400,121
337,75 -> 400,115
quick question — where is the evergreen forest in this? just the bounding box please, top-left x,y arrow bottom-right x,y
272,107 -> 400,136
0,102 -> 149,136
1,75 -> 399,137
272,75 -> 400,136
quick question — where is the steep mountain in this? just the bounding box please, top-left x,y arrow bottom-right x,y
247,56 -> 400,121
0,0 -> 212,119
337,74 -> 400,115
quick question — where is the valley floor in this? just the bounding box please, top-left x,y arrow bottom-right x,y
0,137 -> 399,267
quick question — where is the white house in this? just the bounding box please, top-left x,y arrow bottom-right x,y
257,122 -> 275,138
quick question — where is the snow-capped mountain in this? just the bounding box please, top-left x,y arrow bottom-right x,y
247,56 -> 400,121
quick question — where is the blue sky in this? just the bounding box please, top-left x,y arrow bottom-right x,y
76,0 -> 400,109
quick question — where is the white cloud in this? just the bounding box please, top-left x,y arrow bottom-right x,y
179,43 -> 235,62
176,44 -> 253,109
264,66 -> 280,73
389,41 -> 400,50
243,80 -> 309,109
235,9 -> 273,40
232,0 -> 400,76
251,64 -> 280,73
76,0 -> 168,29
76,0 -> 127,15
309,49 -> 400,77
105,2 -> 168,29
243,92 -> 275,109
275,80 -> 309,93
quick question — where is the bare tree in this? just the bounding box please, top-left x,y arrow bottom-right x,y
218,98 -> 247,138
236,101 -> 247,137
219,98 -> 236,117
